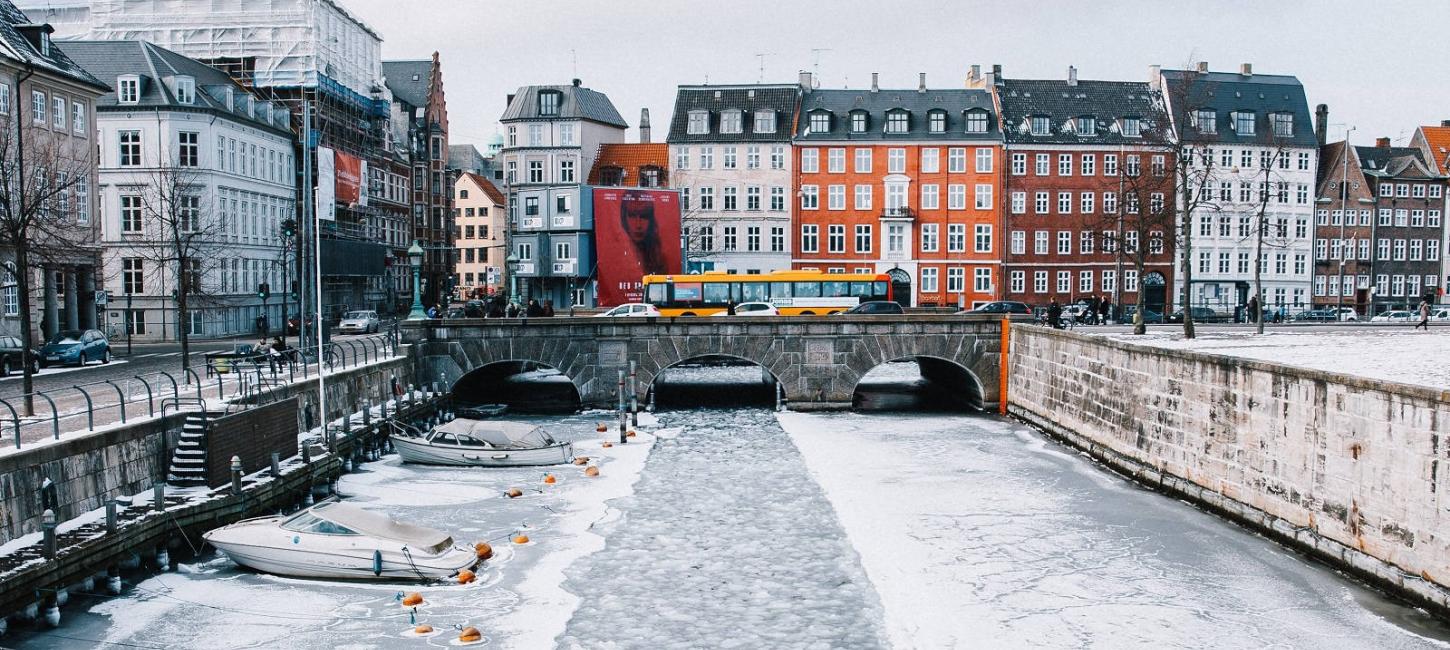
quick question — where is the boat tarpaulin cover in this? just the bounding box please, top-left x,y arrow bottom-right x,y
432,419 -> 558,448
311,502 -> 453,553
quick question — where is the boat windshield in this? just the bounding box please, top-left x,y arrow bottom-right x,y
281,512 -> 360,535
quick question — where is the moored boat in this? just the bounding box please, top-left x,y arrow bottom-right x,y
393,419 -> 573,467
202,501 -> 477,580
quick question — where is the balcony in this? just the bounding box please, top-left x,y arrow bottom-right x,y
880,207 -> 916,220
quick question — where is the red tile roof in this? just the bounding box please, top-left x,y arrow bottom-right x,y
587,143 -> 669,185
1419,126 -> 1450,173
461,172 -> 505,204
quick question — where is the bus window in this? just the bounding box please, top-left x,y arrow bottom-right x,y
823,281 -> 849,297
703,283 -> 731,304
647,283 -> 666,303
740,282 -> 769,302
849,282 -> 873,298
873,281 -> 889,299
772,282 -> 793,298
674,282 -> 702,302
793,282 -> 822,297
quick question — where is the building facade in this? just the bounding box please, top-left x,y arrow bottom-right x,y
498,80 -> 626,308
792,73 -> 1003,308
989,67 -> 1176,313
667,81 -> 802,274
384,55 -> 453,307
1158,64 -> 1318,317
454,172 -> 506,298
1410,123 -> 1450,295
68,40 -> 296,342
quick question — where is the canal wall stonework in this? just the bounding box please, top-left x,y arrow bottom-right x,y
1007,326 -> 1450,613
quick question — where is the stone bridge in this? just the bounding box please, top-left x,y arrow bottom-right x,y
402,315 -> 1018,411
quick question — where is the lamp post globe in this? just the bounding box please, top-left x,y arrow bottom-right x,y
407,240 -> 427,320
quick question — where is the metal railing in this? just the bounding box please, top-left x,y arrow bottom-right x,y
1,333 -> 399,450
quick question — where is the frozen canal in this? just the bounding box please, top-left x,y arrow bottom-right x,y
11,363 -> 1450,648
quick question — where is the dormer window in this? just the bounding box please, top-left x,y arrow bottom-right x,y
1076,116 -> 1096,135
117,75 -> 140,105
537,90 -> 561,117
850,111 -> 867,133
928,110 -> 946,133
1029,115 -> 1051,136
174,76 -> 195,105
720,110 -> 743,134
38,31 -> 50,57
1271,112 -> 1293,137
1121,117 -> 1142,137
885,110 -> 909,134
687,110 -> 709,135
599,166 -> 624,186
808,111 -> 831,134
753,109 -> 776,134
1233,111 -> 1255,136
965,109 -> 988,133
640,166 -> 663,188
1193,109 -> 1216,134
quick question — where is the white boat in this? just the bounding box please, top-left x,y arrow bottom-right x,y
202,501 -> 477,580
393,419 -> 574,467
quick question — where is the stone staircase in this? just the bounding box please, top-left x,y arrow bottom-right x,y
167,412 -> 217,486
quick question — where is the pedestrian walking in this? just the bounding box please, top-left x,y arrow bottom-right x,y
526,299 -> 544,317
1099,295 -> 1112,324
1246,296 -> 1259,323
506,302 -> 519,318
542,300 -> 556,317
726,300 -> 737,316
1415,299 -> 1431,330
1047,299 -> 1063,329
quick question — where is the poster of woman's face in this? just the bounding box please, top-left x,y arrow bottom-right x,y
594,188 -> 682,305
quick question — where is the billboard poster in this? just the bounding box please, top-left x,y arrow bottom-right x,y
593,187 -> 682,306
315,146 -> 335,221
335,150 -> 364,207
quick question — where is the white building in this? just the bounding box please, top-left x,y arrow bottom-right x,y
67,41 -> 296,341
1158,64 -> 1318,316
666,80 -> 804,273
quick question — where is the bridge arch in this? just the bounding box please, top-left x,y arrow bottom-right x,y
647,354 -> 782,409
451,359 -> 583,412
852,355 -> 985,411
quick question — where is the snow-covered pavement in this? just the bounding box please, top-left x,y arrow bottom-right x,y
1101,329 -> 1450,389
780,411 -> 1450,648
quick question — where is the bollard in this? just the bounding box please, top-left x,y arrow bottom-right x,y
301,442 -> 312,465
617,371 -> 627,444
363,399 -> 372,427
153,482 -> 165,512
270,452 -> 281,478
156,545 -> 171,572
42,596 -> 59,627
41,509 -> 56,559
629,361 -> 639,429
105,499 -> 118,534
106,566 -> 122,594
230,455 -> 243,496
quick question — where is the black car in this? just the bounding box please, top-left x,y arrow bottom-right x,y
839,301 -> 905,315
0,335 -> 40,376
966,301 -> 1031,315
1167,306 -> 1222,323
1123,305 -> 1165,324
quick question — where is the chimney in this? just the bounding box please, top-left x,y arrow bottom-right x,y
870,72 -> 879,92
572,78 -> 581,87
639,108 -> 651,144
1314,104 -> 1328,146
1067,65 -> 1077,87
1239,63 -> 1252,76
918,72 -> 926,93
1196,61 -> 1209,73
506,93 -> 516,109
798,70 -> 813,90
969,64 -> 981,83
1148,64 -> 1161,85
1441,119 -> 1450,127
1376,137 -> 1391,148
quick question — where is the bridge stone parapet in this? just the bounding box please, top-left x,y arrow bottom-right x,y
402,315 -> 1016,410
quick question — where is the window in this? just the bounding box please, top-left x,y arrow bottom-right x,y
949,185 -> 967,210
809,112 -> 830,133
1010,230 -> 1025,255
950,224 -> 967,252
1397,183 -> 1410,198
51,95 -> 64,129
723,186 -> 738,210
1030,115 -> 1051,136
1103,154 -> 1118,176
723,147 -> 737,169
747,226 -> 761,252
770,186 -> 785,211
120,194 -> 143,233
827,184 -> 845,210
887,223 -> 906,254
888,148 -> 906,173
118,130 -> 142,166
1080,230 -> 1094,254
1034,191 -> 1049,214
771,146 -> 785,170
1121,117 -> 1141,137
1058,153 -> 1072,176
974,224 -> 992,253
1271,112 -> 1293,137
1080,192 -> 1095,214
949,148 -> 967,173
754,109 -> 776,133
117,76 -> 139,104
721,110 -> 743,134
1057,271 -> 1071,293
528,160 -> 543,183
1124,270 -> 1138,292
1011,153 -> 1026,175
885,111 -> 909,133
746,186 -> 761,211
800,148 -> 821,174
965,110 -> 988,133
1081,154 -> 1095,176
559,159 -> 575,183
1077,115 -> 1097,135
122,258 -> 144,294
975,184 -> 992,210
528,124 -> 543,146
1034,230 -> 1048,254
850,112 -> 867,133
560,123 -> 575,146
1124,154 -> 1140,176
800,185 -> 819,210
524,196 -> 539,216
685,110 -> 711,135
854,184 -> 873,210
1057,192 -> 1072,214
1413,184 -> 1427,199
1010,191 -> 1026,214
724,226 -> 738,251
30,90 -> 44,124
854,225 -> 872,253
1234,111 -> 1256,136
928,110 -> 946,133
921,267 -> 938,293
854,148 -> 872,173
1194,109 -> 1216,133
1034,153 -> 1049,176
177,131 -> 198,167
976,148 -> 993,173
920,184 -> 939,210
1102,271 -> 1116,293
771,227 -> 785,252
0,83 -> 8,115
920,223 -> 939,252
827,224 -> 845,253
1057,230 -> 1072,254
1080,270 -> 1094,293
948,267 -> 965,293
1034,271 -> 1048,293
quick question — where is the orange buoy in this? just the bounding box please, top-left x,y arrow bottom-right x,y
474,542 -> 493,560
584,466 -> 600,478
459,626 -> 482,642
626,430 -> 637,438
414,624 -> 434,634
601,442 -> 614,448
595,423 -> 607,432
573,456 -> 590,465
505,488 -> 523,498
402,592 -> 423,607
457,569 -> 476,584
512,534 -> 530,545
543,474 -> 556,484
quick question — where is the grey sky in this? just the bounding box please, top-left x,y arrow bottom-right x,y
344,0 -> 1450,151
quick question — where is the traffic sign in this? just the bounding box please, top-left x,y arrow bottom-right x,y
95,290 -> 109,306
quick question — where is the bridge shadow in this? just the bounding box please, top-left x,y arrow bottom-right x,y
852,356 -> 984,413
649,355 -> 780,410
451,360 -> 583,413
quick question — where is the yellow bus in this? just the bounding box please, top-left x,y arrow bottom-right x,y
641,270 -> 894,316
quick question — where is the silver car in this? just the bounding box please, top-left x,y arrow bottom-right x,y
336,310 -> 379,334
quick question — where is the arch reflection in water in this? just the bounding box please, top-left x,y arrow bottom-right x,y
650,355 -> 779,409
451,360 -> 583,413
852,356 -> 983,413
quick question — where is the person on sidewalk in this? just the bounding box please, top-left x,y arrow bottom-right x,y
1415,299 -> 1431,330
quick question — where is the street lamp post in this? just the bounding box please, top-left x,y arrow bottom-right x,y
506,252 -> 519,307
407,240 -> 426,320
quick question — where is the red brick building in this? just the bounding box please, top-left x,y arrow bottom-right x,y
792,74 -> 1004,308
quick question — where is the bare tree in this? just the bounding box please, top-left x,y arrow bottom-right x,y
1243,135 -> 1299,334
1155,68 -> 1226,339
0,112 -> 96,413
1093,141 -> 1179,335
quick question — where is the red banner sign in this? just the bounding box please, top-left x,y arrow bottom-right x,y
593,187 -> 682,306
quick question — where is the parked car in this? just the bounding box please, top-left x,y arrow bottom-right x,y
0,335 -> 40,376
1122,305 -> 1164,324
1432,307 -> 1450,322
594,303 -> 661,318
1168,307 -> 1223,323
712,301 -> 779,316
1329,307 -> 1359,321
1370,310 -> 1413,322
1292,309 -> 1335,322
964,301 -> 1032,315
336,310 -> 379,334
40,329 -> 110,367
838,301 -> 905,315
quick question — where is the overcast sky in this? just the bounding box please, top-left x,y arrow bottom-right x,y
343,0 -> 1450,151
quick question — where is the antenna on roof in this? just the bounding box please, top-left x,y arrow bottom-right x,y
570,48 -> 578,79
754,52 -> 776,84
810,48 -> 833,88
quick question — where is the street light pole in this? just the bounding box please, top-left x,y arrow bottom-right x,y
407,240 -> 426,320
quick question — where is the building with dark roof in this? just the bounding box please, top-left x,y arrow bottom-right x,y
499,79 -> 627,308
668,79 -> 804,273
454,172 -> 507,298
988,66 -> 1176,315
792,73 -> 1003,307
0,0 -> 109,342
1156,63 -> 1318,316
384,54 -> 453,307
66,40 -> 298,342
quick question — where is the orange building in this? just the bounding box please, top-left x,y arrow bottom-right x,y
792,74 -> 1004,307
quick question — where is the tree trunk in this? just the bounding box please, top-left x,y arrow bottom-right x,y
1254,212 -> 1266,335
15,236 -> 34,416
1178,163 -> 1196,339
1133,255 -> 1148,336
177,256 -> 190,372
